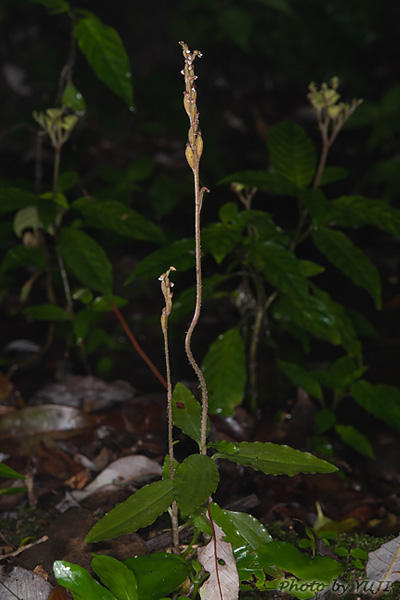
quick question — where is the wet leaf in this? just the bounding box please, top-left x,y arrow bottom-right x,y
124,553 -> 190,600
92,555 -> 138,600
54,560 -> 117,600
209,502 -> 272,550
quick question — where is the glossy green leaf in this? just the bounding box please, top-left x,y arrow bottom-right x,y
0,462 -> 25,480
85,480 -> 174,543
335,425 -> 374,458
314,288 -> 362,360
233,210 -> 290,245
172,382 -> 204,447
312,225 -> 381,308
329,195 -> 400,236
54,560 -> 117,600
319,166 -> 349,186
268,121 -> 317,189
351,380 -> 400,431
209,502 -> 272,550
58,227 -> 113,295
92,555 -> 138,600
0,245 -> 45,275
73,199 -> 164,244
278,360 -> 323,401
256,541 -> 343,584
31,0 -> 70,14
249,241 -> 309,299
211,440 -> 337,475
124,553 -> 190,600
273,294 -> 340,346
125,239 -> 194,284
75,13 -> 134,107
202,328 -> 246,416
62,83 -> 86,111
202,222 -> 242,263
218,170 -> 297,195
0,486 -> 27,496
23,304 -> 70,321
175,455 -> 219,516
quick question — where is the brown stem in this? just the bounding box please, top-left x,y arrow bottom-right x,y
111,301 -> 167,389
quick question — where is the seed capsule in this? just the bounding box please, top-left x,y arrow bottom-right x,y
196,133 -> 203,159
185,144 -> 195,169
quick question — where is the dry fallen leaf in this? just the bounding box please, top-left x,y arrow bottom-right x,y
197,520 -> 239,600
366,533 -> 400,593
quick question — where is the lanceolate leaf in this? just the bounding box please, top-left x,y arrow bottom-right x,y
75,13 -> 134,107
0,462 -> 25,480
351,381 -> 400,431
73,199 -> 164,244
233,210 -> 290,246
329,195 -> 400,236
248,241 -> 309,299
209,502 -> 272,551
92,555 -> 138,600
54,560 -> 117,600
125,239 -> 195,284
202,328 -> 246,416
312,226 -> 382,309
202,223 -> 242,264
58,227 -> 113,295
268,121 -> 317,189
85,480 -> 174,543
211,440 -> 337,476
124,553 -> 190,600
23,304 -> 70,321
172,382 -> 204,447
335,425 -> 374,458
175,455 -> 219,516
278,360 -> 323,402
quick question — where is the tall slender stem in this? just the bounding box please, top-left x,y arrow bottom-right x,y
180,42 -> 209,455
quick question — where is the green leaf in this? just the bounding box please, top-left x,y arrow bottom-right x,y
351,380 -> 400,431
148,174 -> 178,219
0,245 -> 45,275
299,189 -> 329,221
85,479 -> 174,543
300,260 -> 325,277
75,13 -> 134,107
268,121 -> 317,189
0,487 -> 27,496
0,188 -> 38,215
256,541 -> 343,584
57,171 -> 79,193
123,553 -> 190,600
313,288 -> 362,360
73,199 -> 164,244
58,227 -> 113,295
54,560 -> 117,600
202,223 -> 242,263
248,241 -> 309,299
218,170 -> 297,195
175,455 -> 219,516
319,166 -> 349,187
313,356 -> 366,392
312,226 -> 381,309
211,440 -> 338,475
172,382 -> 205,447
328,195 -> 400,236
233,210 -> 290,245
23,303 -> 70,321
62,83 -> 86,112
278,360 -> 323,401
335,425 -> 374,458
91,294 -> 128,311
31,0 -> 70,14
219,202 -> 239,223
170,274 -> 229,323
92,555 -> 138,600
124,239 -> 194,285
209,502 -> 272,550
0,462 -> 25,480
315,408 -> 336,433
202,328 -> 246,416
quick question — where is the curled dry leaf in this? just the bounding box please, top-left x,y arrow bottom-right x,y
197,521 -> 239,600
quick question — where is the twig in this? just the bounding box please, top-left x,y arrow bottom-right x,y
0,535 -> 48,560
